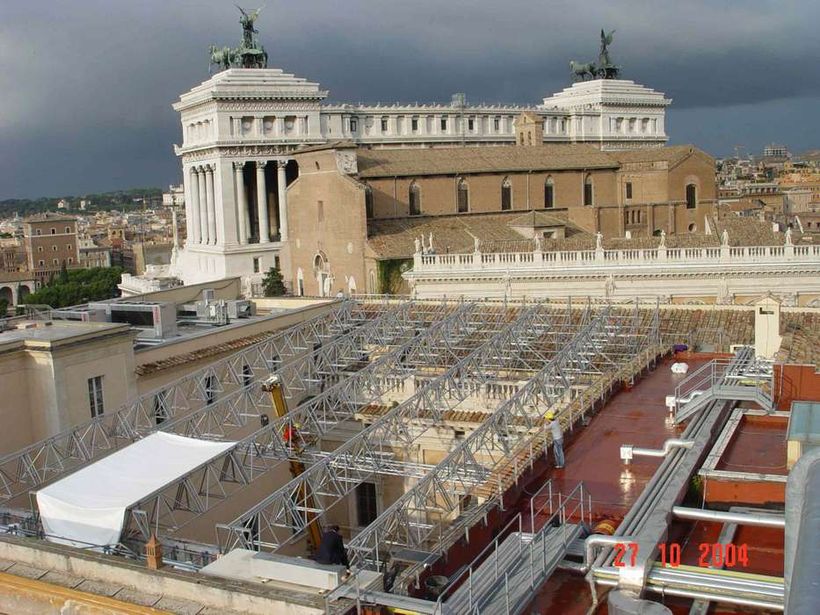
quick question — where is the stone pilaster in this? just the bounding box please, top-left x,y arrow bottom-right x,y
205,165 -> 217,245
197,166 -> 208,244
256,162 -> 270,243
188,167 -> 201,245
277,161 -> 289,242
234,162 -> 248,245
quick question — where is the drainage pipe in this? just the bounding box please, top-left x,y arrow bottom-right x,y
620,439 -> 694,464
672,506 -> 785,529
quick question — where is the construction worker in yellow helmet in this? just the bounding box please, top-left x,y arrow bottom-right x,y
544,410 -> 564,469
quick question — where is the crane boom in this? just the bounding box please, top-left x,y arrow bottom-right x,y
261,375 -> 324,553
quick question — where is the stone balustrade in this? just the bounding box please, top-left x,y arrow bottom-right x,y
413,244 -> 820,273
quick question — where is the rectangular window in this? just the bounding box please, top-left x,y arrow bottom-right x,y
355,482 -> 378,526
544,184 -> 554,208
440,117 -> 448,131
625,182 -> 633,199
686,184 -> 697,209
274,255 -> 281,270
253,257 -> 261,273
411,117 -> 419,132
88,376 -> 104,418
381,117 -> 388,132
409,189 -> 421,216
318,200 -> 324,223
501,185 -> 512,211
584,183 -> 594,207
493,117 -> 500,131
350,118 -> 358,132
468,118 -> 475,131
297,278 -> 304,296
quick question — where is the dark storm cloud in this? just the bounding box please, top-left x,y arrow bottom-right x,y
1,0 -> 819,198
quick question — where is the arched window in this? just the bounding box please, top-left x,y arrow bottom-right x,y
457,178 -> 469,213
409,181 -> 421,216
686,183 -> 697,209
544,177 -> 555,209
583,174 -> 594,207
348,276 -> 357,294
501,177 -> 512,211
364,185 -> 374,219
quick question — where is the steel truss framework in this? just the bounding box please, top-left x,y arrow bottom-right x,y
154,298 -> 433,441
0,299 -> 396,504
217,301 -> 586,552
345,304 -> 661,576
117,300 -> 506,545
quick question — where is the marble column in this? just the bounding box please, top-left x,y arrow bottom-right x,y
277,161 -> 289,242
256,161 -> 270,243
197,166 -> 208,244
205,165 -> 217,245
234,162 -> 248,245
189,166 -> 201,244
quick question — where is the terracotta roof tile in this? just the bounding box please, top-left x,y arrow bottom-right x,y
356,144 -> 618,178
609,145 -> 706,166
135,331 -> 273,376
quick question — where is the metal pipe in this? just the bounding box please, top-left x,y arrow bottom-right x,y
620,438 -> 694,464
672,506 -> 785,529
582,534 -> 636,573
594,579 -> 783,611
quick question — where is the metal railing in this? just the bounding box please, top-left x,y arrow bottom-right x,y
671,350 -> 772,422
412,244 -> 820,273
435,481 -> 591,614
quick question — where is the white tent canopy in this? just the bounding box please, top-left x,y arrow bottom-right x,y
36,432 -> 234,549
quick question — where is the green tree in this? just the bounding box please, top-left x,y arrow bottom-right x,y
21,267 -> 123,308
58,261 -> 69,284
261,267 -> 287,296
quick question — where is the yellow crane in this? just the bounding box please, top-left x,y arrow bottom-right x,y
261,375 -> 324,554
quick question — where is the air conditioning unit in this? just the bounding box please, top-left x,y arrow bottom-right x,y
226,300 -> 254,319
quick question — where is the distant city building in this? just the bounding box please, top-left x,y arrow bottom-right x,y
78,237 -> 112,269
763,143 -> 790,158
169,20 -> 671,291
22,214 -> 81,284
162,184 -> 185,207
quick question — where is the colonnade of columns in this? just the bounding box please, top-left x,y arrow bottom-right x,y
185,159 -> 290,247
186,164 -> 218,245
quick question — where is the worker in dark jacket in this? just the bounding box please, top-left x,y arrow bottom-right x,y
315,525 -> 349,568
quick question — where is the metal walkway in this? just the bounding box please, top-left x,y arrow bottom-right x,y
436,482 -> 590,615
672,351 -> 773,424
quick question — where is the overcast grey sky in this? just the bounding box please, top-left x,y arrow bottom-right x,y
1,0 -> 818,199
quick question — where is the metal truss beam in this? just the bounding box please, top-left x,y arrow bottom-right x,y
216,302 -> 584,553
0,299 -> 390,504
155,299 -> 436,440
117,301 -> 500,544
344,304 -> 661,574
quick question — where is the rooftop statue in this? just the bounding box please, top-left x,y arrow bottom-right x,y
208,6 -> 268,73
570,29 -> 621,82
